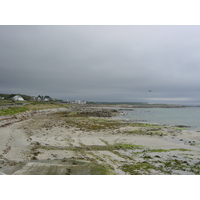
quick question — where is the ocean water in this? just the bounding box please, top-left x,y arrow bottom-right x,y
114,107 -> 200,131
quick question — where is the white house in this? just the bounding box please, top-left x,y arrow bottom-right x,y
43,98 -> 50,101
12,95 -> 25,101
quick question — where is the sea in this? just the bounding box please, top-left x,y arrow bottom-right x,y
113,107 -> 200,131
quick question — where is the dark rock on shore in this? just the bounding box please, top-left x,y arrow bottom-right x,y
67,108 -> 121,118
175,125 -> 191,128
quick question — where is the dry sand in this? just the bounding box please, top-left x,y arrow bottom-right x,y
0,106 -> 200,175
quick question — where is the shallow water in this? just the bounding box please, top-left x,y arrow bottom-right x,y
114,107 -> 200,131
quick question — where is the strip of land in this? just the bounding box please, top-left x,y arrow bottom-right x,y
0,103 -> 200,175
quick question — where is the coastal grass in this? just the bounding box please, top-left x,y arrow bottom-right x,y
65,117 -> 124,131
125,129 -> 166,136
121,159 -> 200,175
0,102 -> 69,116
121,162 -> 155,175
53,111 -> 126,131
37,142 -> 143,151
0,99 -> 18,106
132,148 -> 191,155
172,127 -> 188,130
157,160 -> 200,174
130,123 -> 163,128
143,148 -> 191,153
0,106 -> 29,115
110,143 -> 143,150
22,111 -> 125,131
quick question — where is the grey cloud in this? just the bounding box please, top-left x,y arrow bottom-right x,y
0,25 -> 200,104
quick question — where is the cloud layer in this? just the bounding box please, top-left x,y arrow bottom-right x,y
0,26 -> 200,104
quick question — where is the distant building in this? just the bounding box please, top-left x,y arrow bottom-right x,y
43,97 -> 50,101
31,95 -> 52,101
0,96 -> 4,100
80,100 -> 86,104
12,95 -> 25,101
36,97 -> 42,101
69,100 -> 86,104
31,96 -> 38,101
75,100 -> 81,104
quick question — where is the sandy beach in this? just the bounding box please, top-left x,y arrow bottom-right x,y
0,105 -> 200,175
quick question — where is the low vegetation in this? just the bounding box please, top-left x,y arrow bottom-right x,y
32,142 -> 143,152
122,162 -> 155,175
121,158 -> 200,175
0,106 -> 29,115
130,123 -> 163,128
140,148 -> 191,153
0,102 -> 69,116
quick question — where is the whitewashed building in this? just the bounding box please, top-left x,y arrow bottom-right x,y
43,98 -> 50,101
12,95 -> 25,101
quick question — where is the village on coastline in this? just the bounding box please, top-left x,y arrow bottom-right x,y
0,93 -> 151,106
0,93 -> 195,108
0,93 -> 87,104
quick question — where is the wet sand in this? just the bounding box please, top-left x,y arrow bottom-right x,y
0,106 -> 200,175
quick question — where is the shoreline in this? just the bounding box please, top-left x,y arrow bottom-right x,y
0,105 -> 200,175
111,106 -> 200,132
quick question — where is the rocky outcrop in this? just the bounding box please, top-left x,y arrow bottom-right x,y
67,107 -> 120,118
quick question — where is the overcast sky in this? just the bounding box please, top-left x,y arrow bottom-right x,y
0,25 -> 200,104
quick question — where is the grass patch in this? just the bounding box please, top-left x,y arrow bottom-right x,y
126,129 -> 166,136
37,142 -> 143,152
127,130 -> 145,134
88,163 -> 115,175
66,112 -> 78,116
0,102 -> 69,116
172,127 -> 188,130
132,148 -> 191,155
66,118 -> 123,131
122,159 -> 200,175
131,123 -> 162,128
109,143 -> 143,150
0,99 -> 19,106
138,148 -> 191,154
0,106 -> 29,115
158,159 -> 194,174
170,148 -> 191,151
121,162 -> 155,175
54,111 -> 124,131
